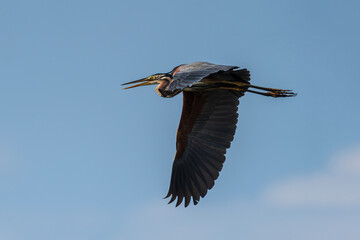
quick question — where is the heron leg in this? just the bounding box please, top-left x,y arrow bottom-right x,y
191,82 -> 296,98
247,85 -> 296,98
246,89 -> 295,98
203,86 -> 247,92
204,86 -> 295,98
247,84 -> 284,92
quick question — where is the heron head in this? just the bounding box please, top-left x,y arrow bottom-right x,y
122,73 -> 169,89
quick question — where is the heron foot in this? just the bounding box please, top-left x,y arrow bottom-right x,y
267,89 -> 297,98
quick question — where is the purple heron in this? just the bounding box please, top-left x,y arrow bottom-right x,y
122,62 -> 296,207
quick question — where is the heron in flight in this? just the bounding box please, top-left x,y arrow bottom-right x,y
122,62 -> 296,207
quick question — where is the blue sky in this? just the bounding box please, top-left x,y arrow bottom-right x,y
1,0 -> 360,239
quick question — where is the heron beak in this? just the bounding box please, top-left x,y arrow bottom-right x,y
122,77 -> 155,89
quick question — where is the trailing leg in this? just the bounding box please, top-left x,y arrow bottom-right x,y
247,84 -> 296,98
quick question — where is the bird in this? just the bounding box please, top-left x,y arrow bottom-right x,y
122,62 -> 296,207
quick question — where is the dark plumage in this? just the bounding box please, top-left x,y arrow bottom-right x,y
122,62 -> 296,207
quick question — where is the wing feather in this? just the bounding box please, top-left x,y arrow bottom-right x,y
168,62 -> 238,91
165,90 -> 243,207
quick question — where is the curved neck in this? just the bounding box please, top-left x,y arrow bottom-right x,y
155,77 -> 181,98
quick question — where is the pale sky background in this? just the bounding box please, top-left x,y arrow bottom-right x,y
1,0 -> 360,239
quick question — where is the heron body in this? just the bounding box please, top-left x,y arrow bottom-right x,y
123,62 -> 295,207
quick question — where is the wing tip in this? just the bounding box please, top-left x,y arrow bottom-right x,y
164,194 -> 200,208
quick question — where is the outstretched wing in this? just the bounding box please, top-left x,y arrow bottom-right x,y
167,62 -> 238,91
165,89 -> 245,207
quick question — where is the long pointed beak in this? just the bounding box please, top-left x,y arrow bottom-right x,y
122,78 -> 154,90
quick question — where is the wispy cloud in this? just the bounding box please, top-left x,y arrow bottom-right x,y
117,145 -> 360,240
120,198 -> 360,240
263,145 -> 360,207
